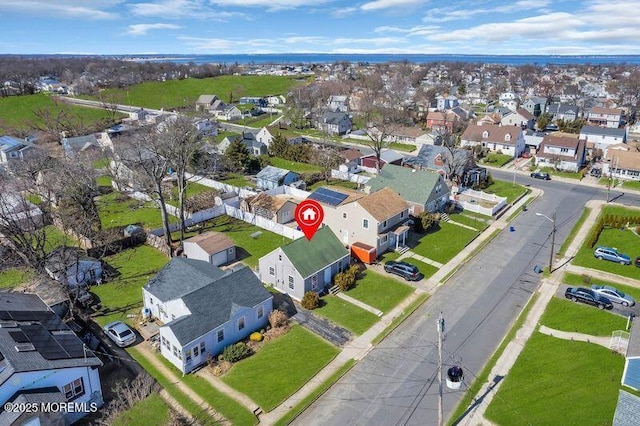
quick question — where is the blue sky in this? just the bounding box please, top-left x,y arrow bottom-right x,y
1,0 -> 639,55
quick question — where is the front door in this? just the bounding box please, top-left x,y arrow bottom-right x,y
324,267 -> 331,285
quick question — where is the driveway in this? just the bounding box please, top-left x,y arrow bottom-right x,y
556,284 -> 639,318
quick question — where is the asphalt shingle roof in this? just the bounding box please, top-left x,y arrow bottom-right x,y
144,257 -> 227,302
256,165 -> 293,182
367,164 -> 443,205
614,390 -> 640,426
580,125 -> 626,137
281,226 -> 348,278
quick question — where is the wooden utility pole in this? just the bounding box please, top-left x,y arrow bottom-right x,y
437,312 -> 444,426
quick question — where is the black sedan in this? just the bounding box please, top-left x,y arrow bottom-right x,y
564,287 -> 613,310
530,171 -> 551,180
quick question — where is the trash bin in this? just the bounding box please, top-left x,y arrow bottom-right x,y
509,226 -> 515,232
533,265 -> 542,274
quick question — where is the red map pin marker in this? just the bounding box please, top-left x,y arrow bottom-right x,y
295,199 -> 324,240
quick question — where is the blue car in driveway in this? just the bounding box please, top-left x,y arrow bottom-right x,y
593,246 -> 631,265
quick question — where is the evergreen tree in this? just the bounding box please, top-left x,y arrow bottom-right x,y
226,138 -> 251,171
269,133 -> 289,157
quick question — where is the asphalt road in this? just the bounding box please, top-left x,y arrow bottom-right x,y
295,178 -> 620,426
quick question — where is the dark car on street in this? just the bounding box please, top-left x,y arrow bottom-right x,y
530,171 -> 551,180
564,287 -> 613,310
384,261 -> 423,281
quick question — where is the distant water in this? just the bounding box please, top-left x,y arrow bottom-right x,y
116,53 -> 640,66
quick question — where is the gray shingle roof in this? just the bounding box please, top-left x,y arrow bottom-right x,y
144,257 -> 227,302
164,266 -> 272,345
580,125 -> 626,137
256,165 -> 293,182
614,390 -> 640,426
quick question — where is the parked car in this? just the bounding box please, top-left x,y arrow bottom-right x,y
591,285 -> 635,307
636,257 -> 640,268
104,321 -> 137,347
564,287 -> 613,310
384,261 -> 423,281
530,171 -> 551,180
590,168 -> 602,178
593,246 -> 631,265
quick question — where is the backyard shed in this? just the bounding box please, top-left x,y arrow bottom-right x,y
351,242 -> 376,264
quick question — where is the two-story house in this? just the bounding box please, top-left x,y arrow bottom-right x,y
460,124 -> 525,157
521,96 -> 547,117
402,144 -> 480,185
308,186 -> 410,263
0,293 -> 103,426
586,107 -> 623,128
500,108 -> 535,130
258,226 -> 350,300
316,112 -> 352,135
327,95 -> 349,113
535,134 -> 586,172
142,258 -> 273,374
579,125 -> 627,155
546,103 -> 580,122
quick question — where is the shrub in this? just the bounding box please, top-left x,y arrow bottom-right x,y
219,342 -> 252,363
250,332 -> 263,342
334,264 -> 359,292
301,291 -> 320,310
581,274 -> 592,285
268,309 -> 289,328
419,212 -> 441,232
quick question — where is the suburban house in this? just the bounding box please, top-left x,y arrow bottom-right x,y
402,144 -> 479,185
255,166 -> 300,190
0,194 -> 44,231
622,319 -> 640,391
523,130 -> 546,155
500,108 -> 535,130
240,192 -> 298,224
602,150 -> 640,182
0,135 -> 37,165
219,133 -> 267,156
359,149 -> 404,172
436,95 -> 459,111
0,293 -> 103,426
195,94 -> 221,111
194,119 -> 218,137
460,124 -> 526,157
546,103 -> 580,121
258,226 -> 350,300
613,390 -> 640,426
586,107 -> 623,128
339,148 -> 363,173
390,126 -> 433,146
61,134 -> 100,157
535,134 -> 586,172
328,95 -> 349,112
579,125 -> 627,154
183,231 -> 236,267
44,247 -> 103,288
308,186 -> 410,263
366,164 -> 451,214
142,258 -> 273,374
239,96 -> 267,107
425,110 -> 459,132
521,97 -> 547,117
316,111 -> 351,135
499,91 -> 519,111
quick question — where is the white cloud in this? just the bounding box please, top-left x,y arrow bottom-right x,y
127,23 -> 181,36
210,0 -> 335,11
130,0 -> 244,20
0,0 -> 120,19
360,0 -> 428,11
374,25 -> 439,36
332,6 -> 357,17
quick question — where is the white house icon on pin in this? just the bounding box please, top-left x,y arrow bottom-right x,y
301,207 -> 316,222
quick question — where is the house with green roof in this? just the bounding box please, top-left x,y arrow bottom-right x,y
258,226 -> 350,300
365,164 -> 450,215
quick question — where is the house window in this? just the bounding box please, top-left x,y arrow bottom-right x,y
382,220 -> 387,228
269,267 -> 275,276
238,317 -> 245,331
342,212 -> 347,219
62,378 -> 84,401
228,248 -> 234,254
171,314 -> 176,320
505,134 -> 511,141
362,219 -> 369,229
278,254 -> 282,262
193,345 -> 199,357
561,148 -> 568,153
217,330 -> 224,343
172,345 -> 178,358
400,211 -> 405,218
289,275 -> 294,289
257,306 -> 264,319
200,341 -> 206,354
161,336 -> 169,349
380,235 -> 388,244
311,275 -> 318,290
186,349 -> 192,363
482,131 -> 489,138
149,297 -> 153,305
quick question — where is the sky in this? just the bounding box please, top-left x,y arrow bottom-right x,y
1,0 -> 640,56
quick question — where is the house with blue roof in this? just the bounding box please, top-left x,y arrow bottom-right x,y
255,165 -> 299,190
0,135 -> 37,165
142,258 -> 273,374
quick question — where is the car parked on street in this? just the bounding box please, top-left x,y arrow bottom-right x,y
593,246 -> 631,265
591,285 -> 635,307
530,171 -> 551,180
104,321 -> 137,347
384,261 -> 423,281
564,287 -> 613,310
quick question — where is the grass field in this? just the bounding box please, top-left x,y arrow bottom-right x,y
484,332 -> 624,426
398,257 -> 439,279
314,295 -> 379,335
346,269 -> 414,313
622,180 -> 640,190
269,156 -> 322,173
219,173 -> 256,188
307,179 -> 358,192
91,245 -> 169,327
411,222 -> 481,264
113,392 -> 171,426
43,225 -> 77,253
0,93 -> 123,133
222,325 -> 339,412
480,153 -> 514,167
572,226 -> 640,280
97,192 -> 175,230
0,267 -> 35,289
93,75 -> 307,110
483,179 -> 528,204
539,166 -> 582,180
539,297 -> 628,336
387,142 -> 416,152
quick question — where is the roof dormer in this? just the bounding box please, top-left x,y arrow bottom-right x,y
482,131 -> 489,139
504,133 -> 511,142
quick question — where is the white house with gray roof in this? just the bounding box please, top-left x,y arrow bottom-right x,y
0,293 -> 103,426
142,258 -> 272,374
579,125 -> 627,154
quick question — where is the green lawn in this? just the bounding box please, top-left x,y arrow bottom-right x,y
539,297 -> 628,336
483,179 -> 528,204
96,175 -> 113,187
411,222 -> 481,264
222,325 -> 339,412
269,156 -> 322,173
0,267 -> 35,289
387,142 -> 416,152
398,258 -> 439,279
446,212 -> 489,231
0,93 -> 124,133
346,270 -> 414,313
539,166 -> 582,180
314,295 -> 379,335
93,75 -> 306,110
557,207 -> 591,257
220,173 -> 256,188
97,192 -> 175,230
307,179 -> 358,192
91,245 -> 169,327
113,392 -> 171,426
572,227 -> 640,280
481,153 -> 514,167
166,182 -> 216,207
43,225 -> 77,253
238,113 -> 281,128
485,332 -> 624,426
622,180 -> 640,190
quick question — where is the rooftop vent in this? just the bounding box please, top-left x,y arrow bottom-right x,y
15,343 -> 36,352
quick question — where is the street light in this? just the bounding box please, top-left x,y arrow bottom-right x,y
536,211 -> 557,272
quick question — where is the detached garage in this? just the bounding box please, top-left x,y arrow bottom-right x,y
183,231 -> 236,267
622,320 -> 640,391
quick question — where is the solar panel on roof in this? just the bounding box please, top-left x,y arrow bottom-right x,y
0,311 -> 12,320
9,330 -> 29,343
53,334 -> 85,358
309,187 -> 349,206
22,324 -> 72,360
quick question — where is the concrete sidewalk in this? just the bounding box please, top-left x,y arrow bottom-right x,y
538,325 -> 611,349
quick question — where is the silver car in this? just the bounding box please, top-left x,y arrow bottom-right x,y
591,285 -> 635,307
104,321 -> 137,347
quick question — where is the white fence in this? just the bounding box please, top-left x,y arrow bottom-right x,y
224,205 -> 304,240
330,169 -> 371,184
185,172 -> 257,198
453,188 -> 507,216
265,185 -> 311,199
